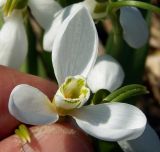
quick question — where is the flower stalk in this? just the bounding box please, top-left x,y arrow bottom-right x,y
108,0 -> 160,14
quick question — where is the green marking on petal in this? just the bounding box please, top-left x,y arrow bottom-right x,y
64,99 -> 80,104
15,124 -> 31,143
54,76 -> 90,112
61,76 -> 88,99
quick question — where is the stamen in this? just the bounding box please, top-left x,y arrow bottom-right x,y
15,124 -> 31,143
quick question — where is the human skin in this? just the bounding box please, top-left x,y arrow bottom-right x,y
0,65 -> 93,152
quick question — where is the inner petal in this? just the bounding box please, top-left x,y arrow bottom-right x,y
54,75 -> 90,113
62,76 -> 86,99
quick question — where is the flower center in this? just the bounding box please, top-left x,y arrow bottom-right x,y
53,76 -> 90,115
61,76 -> 87,99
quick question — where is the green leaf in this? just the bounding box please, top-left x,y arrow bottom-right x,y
103,84 -> 149,103
39,51 -> 56,81
0,10 -> 4,29
91,89 -> 110,105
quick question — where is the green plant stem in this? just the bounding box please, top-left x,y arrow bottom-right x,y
109,0 -> 160,14
106,12 -> 124,60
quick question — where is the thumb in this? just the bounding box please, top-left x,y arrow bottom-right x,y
0,122 -> 93,152
0,65 -> 57,139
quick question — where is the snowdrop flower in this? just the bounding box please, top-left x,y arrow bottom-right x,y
0,0 -> 61,30
0,0 -> 61,68
9,5 -> 146,141
85,0 -> 149,48
44,2 -> 148,51
0,10 -> 27,69
118,124 -> 160,152
28,0 -> 61,30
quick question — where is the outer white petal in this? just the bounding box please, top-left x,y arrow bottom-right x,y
71,103 -> 146,141
43,3 -> 91,51
0,11 -> 28,69
118,124 -> 160,152
52,4 -> 98,85
87,55 -> 124,93
120,7 -> 149,48
8,84 -> 59,125
28,0 -> 61,30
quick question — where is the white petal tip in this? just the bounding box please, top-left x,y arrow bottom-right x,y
9,84 -> 58,125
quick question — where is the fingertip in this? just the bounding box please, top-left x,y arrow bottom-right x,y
0,123 -> 93,152
0,65 -> 58,139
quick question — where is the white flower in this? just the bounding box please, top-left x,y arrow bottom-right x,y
44,2 -> 149,51
0,0 -> 61,68
84,0 -> 149,48
119,7 -> 149,49
0,10 -> 27,69
28,0 -> 61,30
8,5 -> 146,141
0,0 -> 61,30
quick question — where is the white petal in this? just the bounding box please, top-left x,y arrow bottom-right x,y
0,11 -> 28,69
71,103 -> 146,141
52,4 -> 98,85
43,3 -> 94,51
0,0 -> 6,7
87,55 -> 124,93
118,124 -> 160,152
120,7 -> 149,48
28,0 -> 61,30
43,9 -> 62,51
8,84 -> 59,125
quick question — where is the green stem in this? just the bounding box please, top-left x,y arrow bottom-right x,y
0,10 -> 4,29
106,13 -> 124,60
26,17 -> 38,75
109,1 -> 160,14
